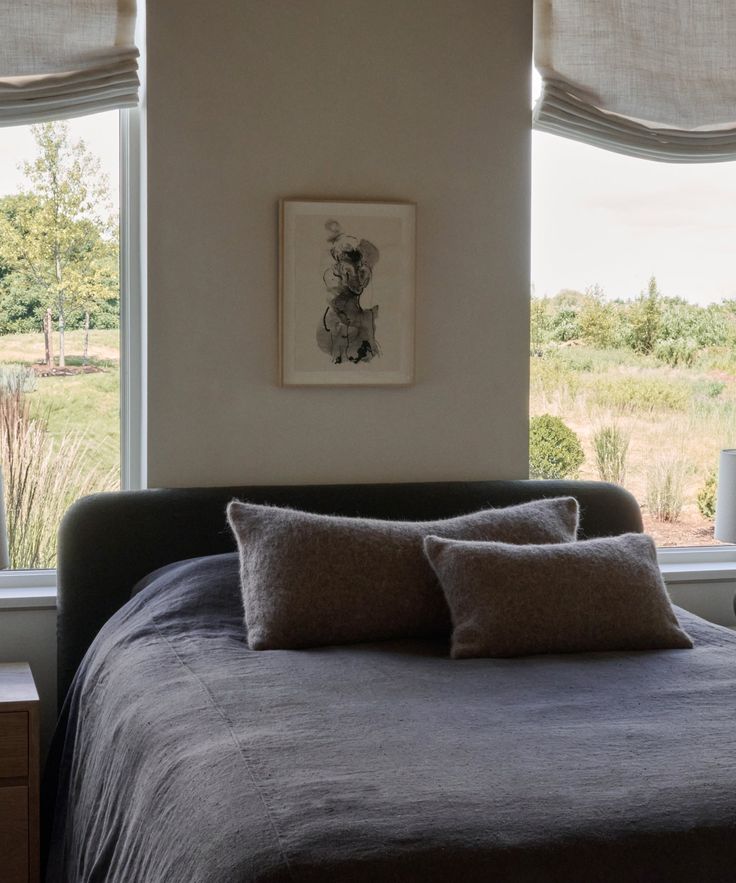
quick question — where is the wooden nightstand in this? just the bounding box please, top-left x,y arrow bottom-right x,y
0,663 -> 39,883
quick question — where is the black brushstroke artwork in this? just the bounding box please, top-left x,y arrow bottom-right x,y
317,220 -> 380,364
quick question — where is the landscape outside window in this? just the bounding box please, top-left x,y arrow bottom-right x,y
531,129 -> 736,547
0,113 -> 119,569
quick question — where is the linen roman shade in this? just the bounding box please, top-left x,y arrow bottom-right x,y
0,0 -> 139,127
533,1 -> 736,163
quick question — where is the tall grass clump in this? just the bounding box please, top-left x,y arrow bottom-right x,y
593,423 -> 630,485
529,356 -> 580,409
0,375 -> 116,569
645,459 -> 687,523
0,364 -> 36,393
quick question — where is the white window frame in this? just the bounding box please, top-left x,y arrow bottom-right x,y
0,102 -> 146,602
658,543 -> 736,582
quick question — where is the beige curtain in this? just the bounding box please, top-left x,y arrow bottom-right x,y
534,0 -> 736,162
0,0 -> 138,126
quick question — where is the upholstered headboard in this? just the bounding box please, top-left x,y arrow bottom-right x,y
56,479 -> 643,707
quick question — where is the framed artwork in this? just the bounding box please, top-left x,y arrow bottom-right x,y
279,199 -> 416,386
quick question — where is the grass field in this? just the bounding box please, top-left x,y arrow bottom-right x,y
0,329 -> 120,482
531,344 -> 736,546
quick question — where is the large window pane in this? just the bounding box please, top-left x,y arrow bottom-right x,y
531,130 -> 736,547
0,112 -> 119,569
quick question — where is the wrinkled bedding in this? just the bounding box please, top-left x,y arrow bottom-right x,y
44,554 -> 736,882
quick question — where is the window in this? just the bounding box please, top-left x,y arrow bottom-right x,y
0,107 -> 144,575
530,114 -> 736,549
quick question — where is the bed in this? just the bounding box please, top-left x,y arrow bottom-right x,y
42,480 -> 736,882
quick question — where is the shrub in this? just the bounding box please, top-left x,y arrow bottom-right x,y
703,379 -> 726,399
578,298 -> 620,349
593,423 -> 630,485
550,307 -> 581,343
654,337 -> 698,368
645,460 -> 687,523
529,414 -> 585,480
589,376 -> 690,413
697,470 -> 717,521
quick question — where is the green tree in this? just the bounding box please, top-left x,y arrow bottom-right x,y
0,122 -> 116,367
530,296 -> 550,355
627,276 -> 663,355
579,284 -> 619,349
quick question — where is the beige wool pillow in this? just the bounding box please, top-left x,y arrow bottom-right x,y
423,532 -> 693,659
227,497 -> 579,650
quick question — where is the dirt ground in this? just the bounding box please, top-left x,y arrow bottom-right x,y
642,506 -> 720,548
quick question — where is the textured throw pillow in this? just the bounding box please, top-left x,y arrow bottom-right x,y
226,497 -> 579,650
423,532 -> 693,658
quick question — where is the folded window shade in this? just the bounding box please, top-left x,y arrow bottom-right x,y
0,0 -> 138,127
533,0 -> 736,163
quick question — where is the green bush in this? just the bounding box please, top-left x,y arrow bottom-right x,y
550,308 -> 581,343
654,337 -> 698,368
589,376 -> 690,413
593,423 -> 629,485
529,414 -> 585,480
703,379 -> 726,399
697,470 -> 717,521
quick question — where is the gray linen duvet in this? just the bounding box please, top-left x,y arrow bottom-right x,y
44,554 -> 736,882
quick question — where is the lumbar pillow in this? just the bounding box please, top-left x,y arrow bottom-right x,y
423,532 -> 693,658
226,496 -> 579,650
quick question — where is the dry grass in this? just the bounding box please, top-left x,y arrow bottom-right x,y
530,347 -> 736,546
0,329 -> 119,365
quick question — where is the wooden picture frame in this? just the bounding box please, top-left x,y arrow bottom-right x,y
279,199 -> 416,386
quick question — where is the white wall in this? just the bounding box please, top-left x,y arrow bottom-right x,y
146,0 -> 533,487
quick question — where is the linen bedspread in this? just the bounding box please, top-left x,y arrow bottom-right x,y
43,554 -> 736,882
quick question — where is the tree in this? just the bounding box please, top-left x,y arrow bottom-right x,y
0,122 -> 116,367
579,284 -> 619,349
627,275 -> 663,355
530,296 -> 550,355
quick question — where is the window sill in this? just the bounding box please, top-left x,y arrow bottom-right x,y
658,545 -> 736,583
0,570 -> 57,610
660,561 -> 736,584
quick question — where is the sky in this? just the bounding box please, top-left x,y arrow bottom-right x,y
531,71 -> 736,308
0,111 -> 119,211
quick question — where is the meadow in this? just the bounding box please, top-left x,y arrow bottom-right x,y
0,329 -> 120,479
0,329 -> 119,568
530,344 -> 736,546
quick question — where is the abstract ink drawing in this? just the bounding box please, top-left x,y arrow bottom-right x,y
317,220 -> 380,365
280,199 -> 415,386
